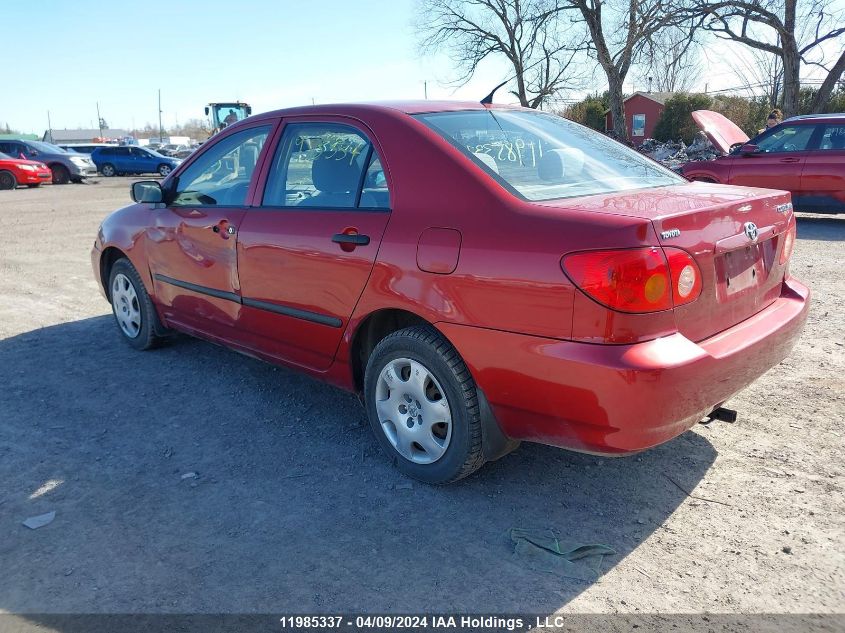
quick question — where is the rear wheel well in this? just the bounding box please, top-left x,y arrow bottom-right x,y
350,309 -> 429,392
100,247 -> 126,299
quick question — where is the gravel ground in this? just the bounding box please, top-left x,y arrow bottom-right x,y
0,179 -> 842,619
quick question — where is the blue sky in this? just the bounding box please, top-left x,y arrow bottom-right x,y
3,0 -> 841,134
4,0 -> 512,133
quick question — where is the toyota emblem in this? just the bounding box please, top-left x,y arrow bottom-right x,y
744,222 -> 759,242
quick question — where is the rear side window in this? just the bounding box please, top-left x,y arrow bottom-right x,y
417,110 -> 681,201
263,123 -> 389,209
757,124 -> 815,153
818,124 -> 845,150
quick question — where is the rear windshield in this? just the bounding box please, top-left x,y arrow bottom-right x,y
416,109 -> 681,201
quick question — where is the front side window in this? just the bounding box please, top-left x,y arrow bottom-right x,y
818,124 -> 845,150
417,109 -> 681,202
756,124 -> 815,153
632,114 -> 646,137
263,123 -> 387,209
172,125 -> 270,207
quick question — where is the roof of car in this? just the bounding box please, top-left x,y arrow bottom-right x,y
253,100 -> 524,119
784,113 -> 845,122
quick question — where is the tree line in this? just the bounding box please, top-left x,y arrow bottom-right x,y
417,0 -> 845,140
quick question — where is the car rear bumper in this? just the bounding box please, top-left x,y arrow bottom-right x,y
437,277 -> 809,455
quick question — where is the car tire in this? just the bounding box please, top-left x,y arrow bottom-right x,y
158,164 -> 172,176
51,164 -> 70,184
364,325 -> 485,484
100,163 -> 116,177
107,258 -> 165,351
0,170 -> 17,190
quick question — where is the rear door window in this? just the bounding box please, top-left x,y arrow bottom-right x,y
818,124 -> 845,150
263,122 -> 388,209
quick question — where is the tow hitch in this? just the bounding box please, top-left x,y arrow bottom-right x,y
701,406 -> 738,424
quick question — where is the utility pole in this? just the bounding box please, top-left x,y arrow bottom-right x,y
424,81 -> 428,99
46,111 -> 53,143
158,89 -> 164,143
96,102 -> 103,138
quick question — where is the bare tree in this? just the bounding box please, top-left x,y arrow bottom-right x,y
639,28 -> 702,92
694,0 -> 845,116
563,0 -> 696,140
726,45 -> 784,105
417,0 -> 585,109
810,49 -> 845,112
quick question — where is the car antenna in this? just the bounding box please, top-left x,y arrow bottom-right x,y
481,81 -> 508,105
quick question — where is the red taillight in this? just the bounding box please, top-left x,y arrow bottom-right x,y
562,247 -> 701,313
664,247 -> 702,306
562,248 -> 672,313
779,221 -> 796,265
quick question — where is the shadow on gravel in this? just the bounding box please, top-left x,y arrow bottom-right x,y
0,316 -> 716,617
795,214 -> 845,241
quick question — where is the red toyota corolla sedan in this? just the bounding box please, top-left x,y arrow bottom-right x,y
91,101 -> 809,483
0,152 -> 52,189
683,111 -> 845,213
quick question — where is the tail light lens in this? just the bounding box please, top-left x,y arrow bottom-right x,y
664,248 -> 702,306
562,248 -> 671,313
779,221 -> 796,265
562,247 -> 701,313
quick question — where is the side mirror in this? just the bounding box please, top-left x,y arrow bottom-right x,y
204,107 -> 210,115
246,106 -> 252,116
131,180 -> 163,204
739,143 -> 760,156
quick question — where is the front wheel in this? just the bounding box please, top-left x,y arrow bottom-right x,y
158,164 -> 172,176
364,325 -> 485,484
0,170 -> 17,190
100,163 -> 116,177
108,258 -> 164,350
51,164 -> 70,184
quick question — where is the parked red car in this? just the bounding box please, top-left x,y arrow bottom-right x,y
683,111 -> 845,213
0,152 -> 52,189
91,102 -> 809,483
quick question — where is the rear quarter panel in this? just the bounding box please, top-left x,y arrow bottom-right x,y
336,110 -> 666,372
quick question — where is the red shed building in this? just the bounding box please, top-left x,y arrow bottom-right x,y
605,92 -> 674,141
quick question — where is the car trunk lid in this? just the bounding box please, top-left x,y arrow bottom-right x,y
536,182 -> 793,342
691,110 -> 750,155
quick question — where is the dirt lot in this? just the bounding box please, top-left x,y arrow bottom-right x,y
0,179 -> 843,620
